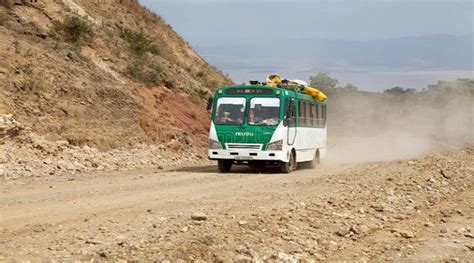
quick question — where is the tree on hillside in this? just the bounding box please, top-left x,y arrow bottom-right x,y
383,86 -> 417,95
384,86 -> 404,94
427,79 -> 474,91
405,88 -> 417,94
344,83 -> 359,92
309,72 -> 338,93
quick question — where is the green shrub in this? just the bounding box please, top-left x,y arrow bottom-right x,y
48,29 -> 60,41
23,75 -> 45,97
127,62 -> 160,87
24,48 -> 33,58
148,44 -> 160,56
0,0 -> 14,9
195,87 -> 210,98
149,63 -> 162,74
127,62 -> 145,81
120,27 -> 159,57
206,80 -> 218,89
55,16 -> 93,44
0,15 -> 4,27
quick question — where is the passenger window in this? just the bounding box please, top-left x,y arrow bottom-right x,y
311,104 -> 317,127
296,101 -> 327,127
305,102 -> 311,127
285,99 -> 296,127
315,105 -> 319,127
249,97 -> 281,126
322,105 -> 327,126
214,97 -> 246,125
298,101 -> 304,126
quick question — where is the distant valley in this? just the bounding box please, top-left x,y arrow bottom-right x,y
197,33 -> 474,90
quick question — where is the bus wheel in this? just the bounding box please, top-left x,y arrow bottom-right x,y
280,151 -> 296,173
307,150 -> 321,169
218,160 -> 232,173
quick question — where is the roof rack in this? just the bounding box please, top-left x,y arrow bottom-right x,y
247,74 -> 327,102
248,80 -> 264,85
247,80 -> 305,92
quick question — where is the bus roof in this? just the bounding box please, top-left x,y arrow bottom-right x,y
216,84 -> 327,105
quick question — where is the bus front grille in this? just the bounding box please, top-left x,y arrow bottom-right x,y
227,144 -> 262,150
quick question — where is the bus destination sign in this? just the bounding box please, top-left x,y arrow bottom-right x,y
225,88 -> 274,95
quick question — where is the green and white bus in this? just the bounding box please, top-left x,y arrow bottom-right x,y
208,84 -> 327,173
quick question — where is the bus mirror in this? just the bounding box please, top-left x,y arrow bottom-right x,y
206,97 -> 213,111
283,119 -> 289,127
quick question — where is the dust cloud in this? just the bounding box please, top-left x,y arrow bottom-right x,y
326,81 -> 473,164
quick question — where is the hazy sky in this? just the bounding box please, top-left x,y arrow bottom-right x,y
139,0 -> 473,89
140,0 -> 473,46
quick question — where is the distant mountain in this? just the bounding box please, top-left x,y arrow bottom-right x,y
197,33 -> 474,74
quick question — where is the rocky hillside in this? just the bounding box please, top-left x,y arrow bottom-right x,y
0,0 -> 232,150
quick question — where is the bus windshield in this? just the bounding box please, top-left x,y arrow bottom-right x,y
249,97 -> 281,126
214,97 -> 246,125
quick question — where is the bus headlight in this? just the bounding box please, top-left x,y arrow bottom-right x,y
209,139 -> 222,149
267,140 -> 283,151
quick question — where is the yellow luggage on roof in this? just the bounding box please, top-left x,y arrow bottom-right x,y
264,74 -> 328,102
266,74 -> 282,87
304,86 -> 327,102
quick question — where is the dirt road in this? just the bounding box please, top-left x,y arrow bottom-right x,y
1,147 -> 473,261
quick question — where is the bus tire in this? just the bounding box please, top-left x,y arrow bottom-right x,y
218,160 -> 232,173
307,149 -> 320,169
280,150 -> 296,173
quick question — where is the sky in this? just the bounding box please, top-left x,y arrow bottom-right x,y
139,0 -> 473,89
140,0 -> 473,44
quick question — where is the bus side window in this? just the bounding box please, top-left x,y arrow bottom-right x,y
310,104 -> 315,127
319,105 -> 323,127
302,101 -> 307,126
298,101 -> 304,126
322,105 -> 326,127
304,102 -> 313,127
284,99 -> 295,127
315,104 -> 320,127
322,105 -> 327,126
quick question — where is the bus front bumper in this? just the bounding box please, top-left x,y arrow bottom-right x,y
208,149 -> 287,162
